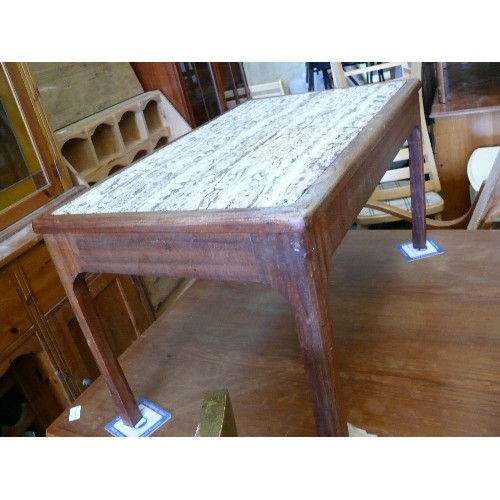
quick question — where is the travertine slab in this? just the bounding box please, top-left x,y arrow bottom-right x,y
54,82 -> 404,215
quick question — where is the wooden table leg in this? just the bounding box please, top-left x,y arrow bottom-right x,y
252,232 -> 348,437
408,124 -> 427,249
72,275 -> 143,427
44,236 -> 143,428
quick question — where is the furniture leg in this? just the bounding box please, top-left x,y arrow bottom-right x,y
72,274 -> 143,426
307,63 -> 314,91
408,124 -> 427,249
252,232 -> 348,437
436,62 -> 447,104
44,236 -> 142,427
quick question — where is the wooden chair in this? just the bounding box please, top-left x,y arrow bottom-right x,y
330,62 -> 445,228
306,63 -> 333,91
224,80 -> 286,109
364,148 -> 500,229
467,149 -> 500,229
331,62 -> 413,88
249,80 -> 286,99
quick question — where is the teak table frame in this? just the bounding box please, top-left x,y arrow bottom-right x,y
34,80 -> 426,436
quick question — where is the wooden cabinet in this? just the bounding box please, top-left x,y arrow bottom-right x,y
131,62 -> 249,128
0,63 -> 73,230
9,242 -> 153,395
0,63 -> 155,434
430,63 -> 500,219
1,238 -> 154,429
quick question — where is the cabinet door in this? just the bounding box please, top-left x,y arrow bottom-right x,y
0,269 -> 33,376
1,63 -> 72,231
16,241 -> 66,315
10,347 -> 69,430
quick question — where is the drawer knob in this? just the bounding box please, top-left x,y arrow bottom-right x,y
82,378 -> 93,387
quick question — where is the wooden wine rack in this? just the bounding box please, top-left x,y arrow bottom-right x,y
55,91 -> 172,184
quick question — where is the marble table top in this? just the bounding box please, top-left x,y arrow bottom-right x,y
54,81 -> 405,215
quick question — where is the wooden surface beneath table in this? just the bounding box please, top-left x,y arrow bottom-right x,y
431,63 -> 500,219
46,229 -> 500,437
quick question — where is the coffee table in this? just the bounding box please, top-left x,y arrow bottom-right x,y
34,80 -> 426,436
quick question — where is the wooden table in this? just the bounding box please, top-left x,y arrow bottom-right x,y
46,229 -> 500,437
431,62 -> 500,219
34,80 -> 426,437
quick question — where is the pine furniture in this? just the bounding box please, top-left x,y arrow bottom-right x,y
1,63 -> 155,432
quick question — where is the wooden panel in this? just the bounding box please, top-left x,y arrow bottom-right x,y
430,62 -> 500,219
17,242 -> 65,315
46,304 -> 98,396
92,275 -> 153,352
432,109 -> 500,218
47,230 -> 500,437
29,62 -> 144,130
431,62 -> 500,116
0,269 -> 32,354
130,62 -> 195,127
11,350 -> 68,430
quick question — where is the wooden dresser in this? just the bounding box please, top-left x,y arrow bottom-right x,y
431,62 -> 500,219
0,63 -> 155,435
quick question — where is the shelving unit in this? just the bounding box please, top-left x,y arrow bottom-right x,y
56,91 -> 172,184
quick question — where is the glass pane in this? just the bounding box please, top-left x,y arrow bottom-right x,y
0,99 -> 31,187
180,62 -> 221,126
0,72 -> 48,211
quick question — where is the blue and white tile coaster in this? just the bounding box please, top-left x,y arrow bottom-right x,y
397,238 -> 444,262
105,397 -> 171,437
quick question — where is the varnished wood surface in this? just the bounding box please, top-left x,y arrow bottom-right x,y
431,63 -> 500,117
430,63 -> 500,219
130,62 -> 195,128
47,229 -> 500,437
1,63 -> 73,231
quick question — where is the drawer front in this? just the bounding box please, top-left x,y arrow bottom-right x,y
18,242 -> 66,315
0,269 -> 32,354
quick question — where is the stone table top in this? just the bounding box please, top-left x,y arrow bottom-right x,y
54,81 -> 405,215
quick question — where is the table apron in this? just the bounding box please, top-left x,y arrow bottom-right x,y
61,231 -> 267,283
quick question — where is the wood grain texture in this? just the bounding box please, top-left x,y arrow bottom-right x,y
130,62 -> 195,127
431,63 -> 500,219
46,229 -> 500,437
29,63 -> 144,131
431,63 -> 500,117
433,111 -> 500,219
